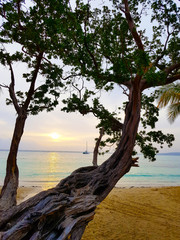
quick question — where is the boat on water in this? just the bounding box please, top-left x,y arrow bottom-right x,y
83,142 -> 89,154
83,150 -> 89,154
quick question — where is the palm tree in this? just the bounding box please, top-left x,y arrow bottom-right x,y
157,82 -> 180,123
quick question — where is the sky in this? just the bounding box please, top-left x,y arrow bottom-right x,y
0,0 -> 180,153
0,74 -> 180,153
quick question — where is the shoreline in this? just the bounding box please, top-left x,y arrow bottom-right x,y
1,184 -> 180,202
1,182 -> 180,189
17,186 -> 43,204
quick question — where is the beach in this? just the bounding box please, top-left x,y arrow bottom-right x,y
2,185 -> 179,240
82,187 -> 180,240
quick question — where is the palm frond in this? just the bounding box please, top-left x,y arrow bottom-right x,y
157,82 -> 180,123
168,102 -> 180,123
157,83 -> 180,108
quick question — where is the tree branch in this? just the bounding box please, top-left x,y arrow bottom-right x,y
83,11 -> 100,73
124,0 -> 144,50
23,52 -> 43,110
166,74 -> 180,83
8,61 -> 20,113
153,25 -> 171,68
141,62 -> 180,90
84,39 -> 99,73
141,73 -> 180,90
72,79 -> 84,100
62,74 -> 80,81
0,83 -> 9,89
119,84 -> 129,96
16,0 -> 24,30
165,63 -> 180,75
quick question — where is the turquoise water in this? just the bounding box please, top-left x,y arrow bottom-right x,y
0,150 -> 180,189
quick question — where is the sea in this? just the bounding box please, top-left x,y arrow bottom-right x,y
0,150 -> 180,190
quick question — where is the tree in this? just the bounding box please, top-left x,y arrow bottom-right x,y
157,82 -> 180,122
0,0 -> 179,239
62,89 -> 175,164
0,0 -> 73,211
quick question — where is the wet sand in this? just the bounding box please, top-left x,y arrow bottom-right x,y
1,186 -> 180,239
0,186 -> 41,205
16,186 -> 42,204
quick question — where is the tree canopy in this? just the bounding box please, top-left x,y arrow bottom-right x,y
57,0 -> 179,87
61,0 -> 179,162
0,0 -> 72,114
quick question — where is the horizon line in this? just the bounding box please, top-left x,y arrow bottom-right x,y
0,149 -> 180,155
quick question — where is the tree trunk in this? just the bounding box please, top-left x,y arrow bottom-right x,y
92,127 -> 104,166
0,83 -> 141,239
0,112 -> 27,211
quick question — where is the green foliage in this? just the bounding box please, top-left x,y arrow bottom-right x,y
112,93 -> 175,161
0,0 -> 71,115
61,0 -> 178,160
134,50 -> 150,75
168,37 -> 180,64
0,50 -> 23,65
145,68 -> 166,86
136,92 -> 175,161
150,0 -> 179,28
140,93 -> 159,128
54,0 -> 179,89
136,130 -> 174,161
62,93 -> 91,115
62,83 -> 175,160
0,0 -> 179,160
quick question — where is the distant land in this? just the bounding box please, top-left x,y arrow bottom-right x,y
0,149 -> 83,153
157,152 -> 180,156
0,149 -> 180,156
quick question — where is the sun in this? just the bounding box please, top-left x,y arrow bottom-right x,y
50,132 -> 60,140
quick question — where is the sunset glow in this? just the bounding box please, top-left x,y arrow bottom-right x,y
50,132 -> 61,140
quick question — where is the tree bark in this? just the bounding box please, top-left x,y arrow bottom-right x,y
0,53 -> 43,212
0,82 -> 141,239
0,112 -> 27,211
92,127 -> 104,166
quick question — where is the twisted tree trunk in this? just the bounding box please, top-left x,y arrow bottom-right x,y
0,112 -> 27,211
0,83 -> 141,240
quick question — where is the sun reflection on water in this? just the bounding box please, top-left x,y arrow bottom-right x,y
42,152 -> 59,190
48,152 -> 58,173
